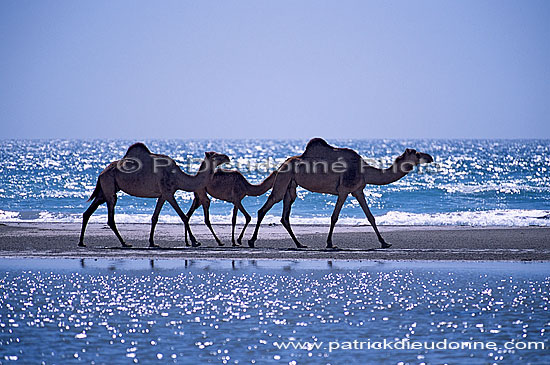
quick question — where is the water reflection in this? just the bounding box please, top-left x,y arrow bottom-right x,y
76,258 -> 371,272
0,259 -> 548,364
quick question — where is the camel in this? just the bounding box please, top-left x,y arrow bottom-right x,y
247,138 -> 434,249
78,143 -> 230,248
184,169 -> 277,246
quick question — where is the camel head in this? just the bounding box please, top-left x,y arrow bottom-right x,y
397,148 -> 434,172
204,151 -> 230,169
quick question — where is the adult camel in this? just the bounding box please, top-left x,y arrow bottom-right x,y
78,143 -> 230,248
184,169 -> 277,246
247,138 -> 433,249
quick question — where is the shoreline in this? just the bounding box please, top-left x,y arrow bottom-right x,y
1,222 -> 549,261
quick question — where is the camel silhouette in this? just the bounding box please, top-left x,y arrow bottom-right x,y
78,143 -> 229,248
248,138 -> 433,249
184,169 -> 277,246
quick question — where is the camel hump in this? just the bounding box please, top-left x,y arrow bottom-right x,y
214,169 -> 242,179
305,138 -> 332,150
303,138 -> 361,157
303,138 -> 335,157
124,142 -> 152,157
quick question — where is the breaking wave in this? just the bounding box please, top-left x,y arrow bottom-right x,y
1,209 -> 549,227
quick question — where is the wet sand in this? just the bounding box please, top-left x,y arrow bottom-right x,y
0,222 -> 549,261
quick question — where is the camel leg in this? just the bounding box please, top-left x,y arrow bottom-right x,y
326,193 -> 348,249
235,201 -> 251,246
280,183 -> 306,248
248,193 -> 283,247
352,190 -> 391,248
231,205 -> 238,246
248,173 -> 291,247
184,195 -> 201,246
201,198 -> 223,246
106,195 -> 131,247
149,197 -> 165,248
78,197 -> 104,247
166,195 -> 200,247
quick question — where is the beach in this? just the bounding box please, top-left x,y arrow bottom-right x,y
1,222 -> 548,261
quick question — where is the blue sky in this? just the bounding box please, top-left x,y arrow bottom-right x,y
1,0 -> 549,139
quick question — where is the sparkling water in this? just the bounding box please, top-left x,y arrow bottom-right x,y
1,139 -> 549,226
0,259 -> 548,364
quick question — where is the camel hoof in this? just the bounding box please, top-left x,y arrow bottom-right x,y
217,241 -> 224,247
121,243 -> 132,248
296,244 -> 307,249
149,243 -> 160,248
78,243 -> 86,248
191,241 -> 201,247
326,245 -> 338,250
248,240 -> 255,248
380,242 -> 392,249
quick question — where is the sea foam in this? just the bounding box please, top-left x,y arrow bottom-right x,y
1,209 -> 548,227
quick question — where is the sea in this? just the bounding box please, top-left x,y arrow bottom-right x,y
0,139 -> 549,227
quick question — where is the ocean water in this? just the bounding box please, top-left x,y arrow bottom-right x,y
0,259 -> 548,364
0,139 -> 549,226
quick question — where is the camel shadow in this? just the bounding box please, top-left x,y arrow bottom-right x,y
102,245 -> 380,253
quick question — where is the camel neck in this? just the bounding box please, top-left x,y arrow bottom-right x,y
362,161 -> 410,185
176,160 -> 213,191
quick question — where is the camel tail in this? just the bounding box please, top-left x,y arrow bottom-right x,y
245,170 -> 278,196
87,180 -> 102,202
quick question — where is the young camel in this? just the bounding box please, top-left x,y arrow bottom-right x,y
78,143 -> 230,248
184,169 -> 277,246
247,138 -> 434,249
